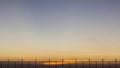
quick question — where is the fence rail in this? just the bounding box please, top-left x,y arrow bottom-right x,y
0,59 -> 120,68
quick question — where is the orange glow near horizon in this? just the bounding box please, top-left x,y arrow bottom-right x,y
43,61 -> 75,65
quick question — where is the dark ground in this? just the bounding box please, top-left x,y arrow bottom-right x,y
0,61 -> 120,68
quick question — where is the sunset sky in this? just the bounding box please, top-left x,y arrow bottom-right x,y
0,0 -> 120,59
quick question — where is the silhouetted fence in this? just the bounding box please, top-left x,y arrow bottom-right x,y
0,59 -> 120,68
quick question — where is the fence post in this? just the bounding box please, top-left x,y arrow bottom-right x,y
0,61 -> 2,68
35,59 -> 36,68
89,59 -> 90,68
14,61 -> 16,68
42,61 -> 43,68
75,59 -> 77,68
109,61 -> 110,68
96,61 -> 97,68
69,61 -> 70,68
82,61 -> 84,68
102,59 -> 104,68
55,61 -> 57,68
49,59 -> 50,68
28,61 -> 30,68
21,59 -> 23,68
62,59 -> 63,68
115,59 -> 117,68
7,59 -> 9,68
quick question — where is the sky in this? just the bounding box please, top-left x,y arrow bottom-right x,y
0,0 -> 120,59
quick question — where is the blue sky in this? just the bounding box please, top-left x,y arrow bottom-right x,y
0,0 -> 120,59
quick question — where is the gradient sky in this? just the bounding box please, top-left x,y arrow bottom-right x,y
0,0 -> 120,59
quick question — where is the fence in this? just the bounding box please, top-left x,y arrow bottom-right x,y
0,59 -> 120,68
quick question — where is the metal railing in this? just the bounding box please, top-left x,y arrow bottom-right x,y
0,59 -> 120,68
